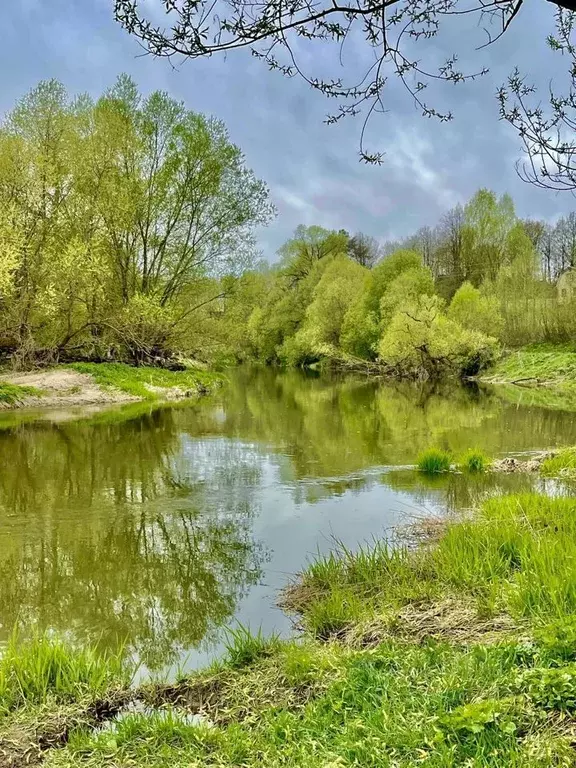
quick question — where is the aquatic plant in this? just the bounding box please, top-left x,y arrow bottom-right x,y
459,448 -> 490,473
416,447 -> 452,474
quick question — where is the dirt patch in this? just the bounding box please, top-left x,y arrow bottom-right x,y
0,369 -> 136,410
0,691 -> 130,768
491,453 -> 555,474
345,598 -> 522,649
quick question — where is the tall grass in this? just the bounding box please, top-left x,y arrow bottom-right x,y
458,448 -> 490,473
541,447 -> 576,476
416,447 -> 452,474
0,634 -> 128,714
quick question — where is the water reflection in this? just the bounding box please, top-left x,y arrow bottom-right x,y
0,367 -> 575,672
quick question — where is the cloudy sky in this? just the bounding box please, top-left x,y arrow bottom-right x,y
2,0 -> 575,258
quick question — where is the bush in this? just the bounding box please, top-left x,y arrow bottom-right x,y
417,448 -> 452,474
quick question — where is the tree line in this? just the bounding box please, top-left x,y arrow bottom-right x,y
219,189 -> 576,379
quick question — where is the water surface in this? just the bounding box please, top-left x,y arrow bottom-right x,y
1,367 -> 573,675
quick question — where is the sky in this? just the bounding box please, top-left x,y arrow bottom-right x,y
1,0 -> 575,259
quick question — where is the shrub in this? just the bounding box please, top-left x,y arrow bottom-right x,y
417,448 -> 452,474
448,282 -> 503,339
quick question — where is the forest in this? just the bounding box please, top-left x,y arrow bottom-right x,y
1,78 -> 576,382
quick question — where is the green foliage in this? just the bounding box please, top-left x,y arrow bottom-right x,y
417,447 -> 452,473
521,665 -> 576,710
534,618 -> 576,662
0,76 -> 272,366
448,282 -> 503,338
541,447 -> 576,476
459,448 -> 490,473
439,698 -> 519,738
379,265 -> 435,330
378,295 -> 500,379
0,383 -> 42,404
307,257 -> 367,345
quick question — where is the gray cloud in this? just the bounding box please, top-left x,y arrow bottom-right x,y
0,0 -> 574,259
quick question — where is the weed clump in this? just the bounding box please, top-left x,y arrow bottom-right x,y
459,448 -> 490,473
417,447 -> 452,474
0,635 -> 128,714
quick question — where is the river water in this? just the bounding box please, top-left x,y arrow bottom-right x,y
0,367 -> 573,676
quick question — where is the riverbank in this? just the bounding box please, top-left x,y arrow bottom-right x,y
482,343 -> 576,390
0,363 -> 222,410
6,490 -> 576,767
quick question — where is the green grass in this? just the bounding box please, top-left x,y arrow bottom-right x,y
486,343 -> 576,387
0,634 -> 128,715
417,447 -> 452,474
14,491 -> 576,767
68,362 -> 221,401
541,447 -> 576,476
0,382 -> 42,404
459,448 -> 490,473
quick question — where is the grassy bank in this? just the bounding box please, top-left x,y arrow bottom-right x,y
68,362 -> 221,401
7,491 -> 576,766
484,343 -> 576,389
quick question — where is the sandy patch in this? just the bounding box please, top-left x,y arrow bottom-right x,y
0,369 -> 137,409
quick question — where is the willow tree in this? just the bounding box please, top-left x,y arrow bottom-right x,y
0,76 -> 273,363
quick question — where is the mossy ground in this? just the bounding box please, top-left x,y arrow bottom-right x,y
7,492 -> 576,766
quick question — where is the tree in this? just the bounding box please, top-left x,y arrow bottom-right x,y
347,233 -> 381,269
378,294 -> 499,379
0,76 -> 274,364
461,190 -> 517,284
114,0 -> 576,169
278,226 -> 348,286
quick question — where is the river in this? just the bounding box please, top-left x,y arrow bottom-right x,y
0,366 -> 573,677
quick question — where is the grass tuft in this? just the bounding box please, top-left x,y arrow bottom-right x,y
223,625 -> 282,669
417,447 -> 452,474
0,634 -> 128,715
0,382 -> 42,404
459,448 -> 490,473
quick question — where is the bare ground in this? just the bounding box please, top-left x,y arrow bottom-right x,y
0,369 -> 137,410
